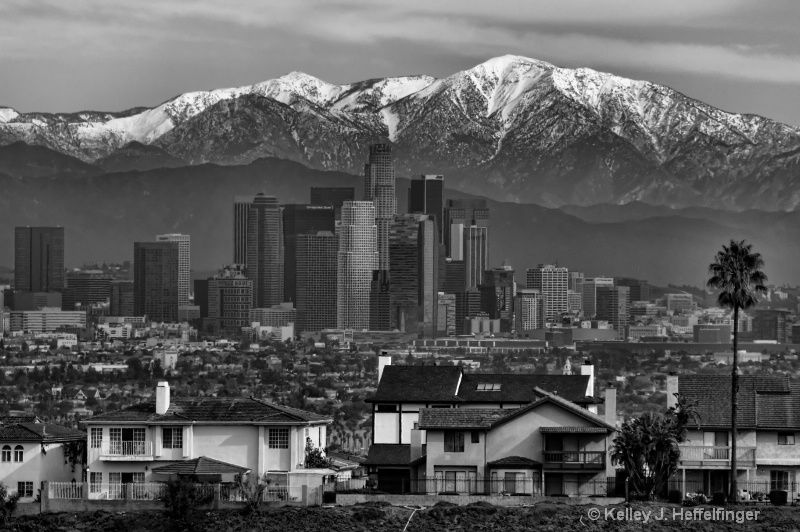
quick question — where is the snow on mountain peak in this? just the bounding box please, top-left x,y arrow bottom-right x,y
254,71 -> 346,107
0,108 -> 20,123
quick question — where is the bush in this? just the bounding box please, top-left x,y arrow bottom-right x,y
162,478 -> 214,523
712,492 -> 726,506
322,491 -> 336,504
668,490 -> 682,504
769,490 -> 788,506
0,483 -> 21,527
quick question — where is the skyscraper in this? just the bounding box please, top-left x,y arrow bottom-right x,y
282,204 -> 335,304
480,265 -> 515,332
110,280 -> 134,316
363,144 -> 397,272
233,195 -> 257,264
463,226 -> 489,289
246,194 -> 284,308
337,201 -> 378,330
527,264 -> 568,324
443,199 -> 489,259
596,286 -> 630,340
616,277 -> 651,302
207,264 -> 252,336
156,233 -> 190,307
310,187 -> 355,220
62,271 -> 113,311
436,292 -> 456,336
296,231 -> 338,333
133,242 -> 179,323
582,277 -> 614,319
408,175 -> 444,243
14,226 -> 64,294
515,289 -> 545,331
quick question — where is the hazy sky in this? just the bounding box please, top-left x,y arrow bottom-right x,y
2,0 -> 800,125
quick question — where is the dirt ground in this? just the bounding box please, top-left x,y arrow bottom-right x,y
7,501 -> 800,531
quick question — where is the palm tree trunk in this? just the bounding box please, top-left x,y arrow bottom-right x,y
729,305 -> 739,503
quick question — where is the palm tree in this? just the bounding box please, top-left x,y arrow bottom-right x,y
707,239 -> 767,503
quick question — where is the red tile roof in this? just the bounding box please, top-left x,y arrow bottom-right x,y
151,456 -> 250,475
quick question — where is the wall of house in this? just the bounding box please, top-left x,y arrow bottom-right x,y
0,442 -> 82,501
192,425 -> 259,473
374,407 -> 400,444
683,429 -> 757,447
756,431 -> 800,463
425,429 -> 487,478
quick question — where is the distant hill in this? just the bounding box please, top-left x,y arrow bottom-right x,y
0,141 -> 101,178
0,157 -> 798,286
94,141 -> 187,173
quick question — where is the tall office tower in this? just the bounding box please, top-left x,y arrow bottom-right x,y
567,290 -> 582,313
246,194 -> 284,308
596,286 -> 630,340
463,226 -> 489,289
442,258 -> 466,294
363,144 -> 397,272
233,195 -> 257,264
110,280 -> 134,316
156,234 -> 190,307
296,231 -> 338,333
753,309 -> 791,343
193,279 -> 209,318
369,270 -> 391,331
62,271 -> 113,310
133,242 -> 179,323
310,187 -> 355,220
14,226 -> 65,294
582,277 -> 614,319
388,214 -> 439,335
282,204 -> 335,303
515,289 -> 545,331
616,277 -> 651,302
408,175 -> 444,243
569,272 -> 584,301
527,264 -> 568,324
455,289 -> 482,335
436,292 -> 456,336
337,201 -> 378,330
480,265 -> 515,333
443,199 -> 489,259
207,264 -> 252,336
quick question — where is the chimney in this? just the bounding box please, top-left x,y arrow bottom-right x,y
604,384 -> 617,427
666,373 -> 679,410
156,381 -> 170,415
580,359 -> 595,397
410,425 -> 423,462
378,355 -> 392,383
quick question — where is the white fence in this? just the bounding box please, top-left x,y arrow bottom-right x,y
49,482 -> 83,499
89,482 -> 167,500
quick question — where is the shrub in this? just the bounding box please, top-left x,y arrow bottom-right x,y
712,492 -> 726,506
668,490 -> 682,504
162,478 -> 214,523
235,473 -> 273,515
769,490 -> 788,506
322,491 -> 336,504
0,483 -> 21,527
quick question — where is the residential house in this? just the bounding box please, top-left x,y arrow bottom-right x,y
83,381 -> 331,499
0,421 -> 86,501
669,374 -> 800,497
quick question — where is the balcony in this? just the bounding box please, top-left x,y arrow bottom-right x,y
678,446 -> 756,468
543,451 -> 605,469
98,441 -> 154,461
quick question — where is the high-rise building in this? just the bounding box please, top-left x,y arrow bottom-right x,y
568,272 -> 584,312
363,144 -> 396,272
408,175 -> 444,243
310,187 -> 355,220
133,242 -> 179,323
246,194 -> 284,308
515,289 -> 545,331
282,204 -> 335,304
110,280 -> 134,316
369,270 -> 391,331
207,264 -> 252,335
10,308 -> 86,333
463,226 -> 489,289
156,234 -> 190,307
14,226 -> 64,294
193,280 -> 209,319
233,195 -> 257,265
436,292 -> 456,337
480,265 -> 515,332
250,303 -> 297,328
665,293 -> 694,314
442,259 -> 466,294
455,289 -> 483,336
596,286 -> 630,340
296,231 -> 338,333
62,271 -> 113,311
582,277 -> 614,319
753,309 -> 791,343
527,264 -> 568,323
337,201 -> 378,330
567,290 -> 582,313
443,199 -> 489,259
616,277 -> 651,302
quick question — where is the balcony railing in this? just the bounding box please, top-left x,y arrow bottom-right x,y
543,451 -> 606,468
678,446 -> 756,466
98,441 -> 154,460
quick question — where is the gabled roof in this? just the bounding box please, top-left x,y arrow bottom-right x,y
492,388 -> 615,431
368,366 -> 462,402
0,423 -> 85,443
679,374 -> 800,429
418,409 -> 511,430
364,444 -> 410,466
86,397 -> 331,425
487,456 -> 542,468
151,456 -> 250,475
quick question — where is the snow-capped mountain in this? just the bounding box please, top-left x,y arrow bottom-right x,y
2,54 -> 799,210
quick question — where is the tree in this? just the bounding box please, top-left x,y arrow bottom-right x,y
304,438 -> 332,469
707,239 -> 767,503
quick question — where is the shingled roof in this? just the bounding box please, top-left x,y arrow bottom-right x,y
418,409 -> 512,429
679,374 -> 800,429
368,366 -> 463,402
0,423 -> 85,443
151,456 -> 250,475
87,397 -> 331,424
364,444 -> 411,466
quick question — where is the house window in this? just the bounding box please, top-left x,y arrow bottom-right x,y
162,427 -> 183,449
269,428 -> 289,449
109,472 -> 122,484
109,428 -> 122,442
17,482 -> 33,497
471,431 -> 480,444
14,445 -> 23,462
90,472 -> 102,493
132,472 -> 145,483
771,470 -> 790,491
90,428 -> 102,449
1,446 -> 10,462
444,431 -> 465,452
778,432 -> 795,445
476,383 -> 502,391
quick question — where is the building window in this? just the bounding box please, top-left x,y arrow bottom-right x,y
17,482 -> 33,497
376,404 -> 397,412
471,431 -> 480,444
90,472 -> 102,493
14,445 -> 23,462
132,472 -> 145,483
1,446 -> 10,462
771,470 -> 790,490
778,432 -> 795,445
269,428 -> 289,449
476,383 -> 502,391
90,428 -> 102,449
163,427 -> 183,449
444,431 -> 465,452
109,428 -> 122,442
109,472 -> 122,484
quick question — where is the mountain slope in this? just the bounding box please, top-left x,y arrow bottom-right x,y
0,141 -> 101,178
2,55 -> 799,209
